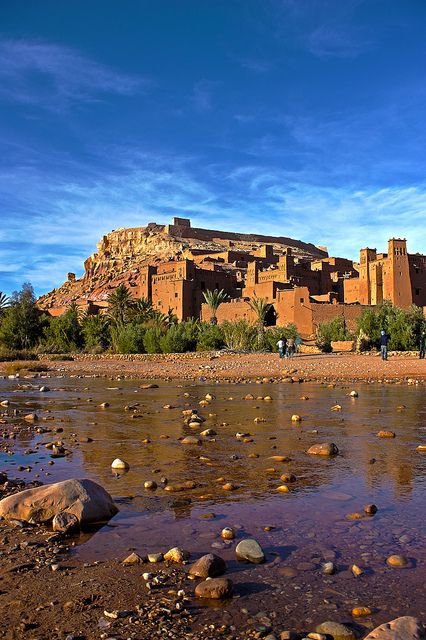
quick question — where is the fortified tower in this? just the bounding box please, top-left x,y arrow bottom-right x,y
358,248 -> 377,305
384,239 -> 412,308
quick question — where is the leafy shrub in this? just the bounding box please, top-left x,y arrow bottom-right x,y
0,348 -> 38,362
357,302 -> 425,351
0,284 -> 46,350
110,322 -> 146,354
143,327 -> 163,354
222,320 -> 257,351
159,325 -> 191,353
196,323 -> 225,351
42,304 -> 83,352
316,316 -> 353,352
81,315 -> 110,351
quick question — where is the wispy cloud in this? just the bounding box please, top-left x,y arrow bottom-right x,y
0,40 -> 145,108
2,142 -> 426,296
307,25 -> 374,58
191,80 -> 218,112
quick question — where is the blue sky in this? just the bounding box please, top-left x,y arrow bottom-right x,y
1,0 -> 426,296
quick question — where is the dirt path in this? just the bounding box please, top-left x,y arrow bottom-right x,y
39,352 -> 426,383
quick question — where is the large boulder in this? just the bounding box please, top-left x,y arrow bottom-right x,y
364,617 -> 425,640
0,478 -> 118,524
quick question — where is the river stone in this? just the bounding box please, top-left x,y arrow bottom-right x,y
236,538 -> 265,564
0,478 -> 118,524
164,547 -> 190,563
194,577 -> 233,599
52,511 -> 79,533
181,436 -> 202,445
189,553 -> 226,578
308,442 -> 339,456
111,458 -> 129,470
363,616 -> 425,639
386,554 -> 408,567
315,621 -> 356,640
122,552 -> 144,565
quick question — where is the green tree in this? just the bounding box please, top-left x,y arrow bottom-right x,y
81,314 -> 110,351
107,284 -> 134,325
132,297 -> 155,322
42,302 -> 83,352
0,284 -> 44,350
315,315 -> 353,352
247,296 -> 272,349
202,289 -> 229,325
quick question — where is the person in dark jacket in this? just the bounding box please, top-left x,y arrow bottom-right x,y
419,331 -> 426,359
380,330 -> 389,361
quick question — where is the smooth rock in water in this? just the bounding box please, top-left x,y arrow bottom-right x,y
181,436 -> 202,445
122,552 -> 144,565
315,621 -> 356,640
280,473 -> 296,483
416,445 -> 426,452
141,384 -> 159,389
24,413 -> 38,422
307,634 -> 327,640
236,538 -> 265,564
377,430 -> 396,438
111,458 -> 129,470
194,577 -> 233,599
221,527 -> 235,540
323,561 -> 335,575
0,478 -> 118,524
222,482 -> 238,491
144,480 -> 157,490
363,616 -> 425,639
386,554 -> 409,568
351,564 -> 364,577
189,553 -> 226,578
200,428 -> 216,436
291,414 -> 302,422
52,511 -> 79,533
99,402 -> 110,408
364,503 -> 378,515
164,547 -> 190,563
352,606 -> 373,617
350,390 -> 358,397
276,485 -> 290,493
308,443 -> 339,456
39,386 -> 50,392
0,400 -> 10,406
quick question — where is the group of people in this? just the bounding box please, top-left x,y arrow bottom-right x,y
276,336 -> 299,359
277,330 -> 426,361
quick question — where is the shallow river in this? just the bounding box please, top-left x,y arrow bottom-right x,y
1,375 -> 425,633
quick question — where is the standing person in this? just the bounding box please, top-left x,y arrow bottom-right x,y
286,336 -> 295,359
419,331 -> 426,359
295,335 -> 302,355
380,330 -> 389,361
277,336 -> 286,359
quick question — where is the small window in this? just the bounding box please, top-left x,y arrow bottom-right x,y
175,292 -> 178,298
201,281 -> 206,291
300,297 -> 304,303
415,288 -> 420,296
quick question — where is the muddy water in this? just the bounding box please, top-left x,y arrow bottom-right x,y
1,375 -> 425,633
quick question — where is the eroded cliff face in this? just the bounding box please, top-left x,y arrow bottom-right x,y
38,221 -> 326,310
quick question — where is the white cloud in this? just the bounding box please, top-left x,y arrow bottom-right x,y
0,39 -> 146,108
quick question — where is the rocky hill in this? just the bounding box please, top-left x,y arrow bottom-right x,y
38,219 -> 328,310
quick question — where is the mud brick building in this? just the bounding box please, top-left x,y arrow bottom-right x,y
38,218 -> 426,338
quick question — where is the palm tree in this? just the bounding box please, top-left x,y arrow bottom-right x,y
202,289 -> 229,325
133,296 -> 155,322
0,291 -> 10,315
247,296 -> 272,349
107,284 -> 134,324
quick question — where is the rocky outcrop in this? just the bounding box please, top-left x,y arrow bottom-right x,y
0,478 -> 118,524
